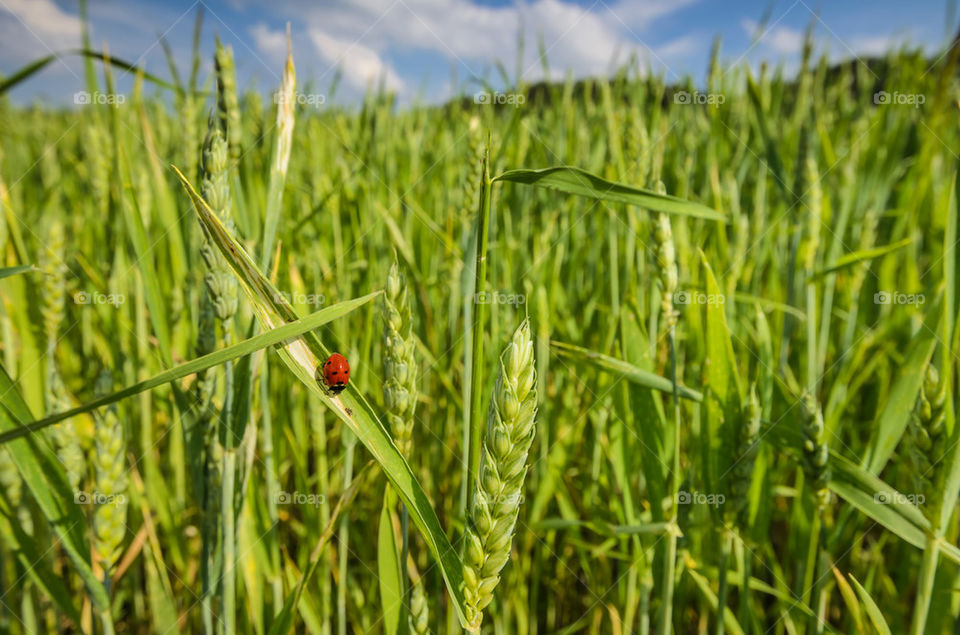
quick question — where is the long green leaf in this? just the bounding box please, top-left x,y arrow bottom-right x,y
686,568 -> 746,635
0,49 -> 178,95
830,568 -> 864,634
0,264 -> 35,279
764,420 -> 934,553
0,506 -> 83,626
935,172 -> 960,533
812,238 -> 913,279
863,317 -> 938,474
701,254 -> 742,504
551,340 -> 703,401
849,575 -> 892,635
378,488 -> 404,635
173,165 -> 477,630
0,293 -> 379,445
493,166 -> 724,221
0,366 -> 111,611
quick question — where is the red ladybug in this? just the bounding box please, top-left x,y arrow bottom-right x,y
319,353 -> 350,395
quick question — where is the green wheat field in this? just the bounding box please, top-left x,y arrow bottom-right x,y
1,8 -> 959,635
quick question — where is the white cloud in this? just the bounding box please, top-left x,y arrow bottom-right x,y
250,22 -> 287,63
1,0 -> 80,39
654,34 -> 702,60
600,0 -> 698,32
249,0 -> 698,100
0,0 -> 81,62
740,16 -> 928,69
308,28 -> 405,92
741,18 -> 804,55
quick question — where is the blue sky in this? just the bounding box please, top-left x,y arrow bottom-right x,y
0,0 -> 952,106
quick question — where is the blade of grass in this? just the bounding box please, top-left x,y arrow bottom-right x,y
551,340 -> 702,401
849,575 -> 892,635
493,166 -> 724,221
0,49 -> 178,95
0,366 -> 111,614
0,265 -> 34,279
467,143 -> 492,518
378,487 -> 405,635
811,238 -> 913,279
0,293 -> 380,444
173,165 -> 478,630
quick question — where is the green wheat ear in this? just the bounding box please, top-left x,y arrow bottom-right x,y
800,394 -> 830,510
652,180 -> 678,331
907,365 -> 946,520
463,319 -> 538,627
41,220 -> 86,491
381,257 -> 418,457
728,383 -> 761,527
407,578 -> 430,635
214,38 -> 242,161
200,122 -> 238,322
92,371 -> 128,579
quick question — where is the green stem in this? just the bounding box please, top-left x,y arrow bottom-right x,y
801,509 -> 822,634
640,561 -> 652,635
466,147 -> 492,514
657,330 -> 681,635
401,504 -> 410,600
714,531 -> 732,635
220,450 -> 236,635
910,538 -> 940,635
220,334 -> 235,635
806,283 -> 818,394
98,607 -> 116,635
202,478 -> 216,635
261,362 -> 283,615
338,436 -> 356,635
738,540 -> 752,635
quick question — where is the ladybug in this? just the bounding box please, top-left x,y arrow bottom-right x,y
318,352 -> 350,395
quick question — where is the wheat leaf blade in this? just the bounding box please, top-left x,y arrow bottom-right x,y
173,165 -> 475,630
493,166 -> 724,221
